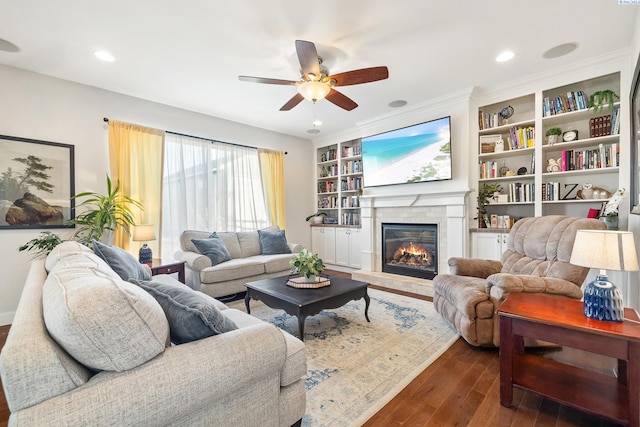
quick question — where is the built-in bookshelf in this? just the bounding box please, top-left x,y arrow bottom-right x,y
476,72 -> 621,231
316,139 -> 363,226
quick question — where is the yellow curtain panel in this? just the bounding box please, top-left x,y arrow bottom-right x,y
258,149 -> 286,230
108,120 -> 165,256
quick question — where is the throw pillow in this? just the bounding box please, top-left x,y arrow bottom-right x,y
43,268 -> 169,372
258,229 -> 291,255
130,278 -> 238,344
191,233 -> 232,266
92,240 -> 151,281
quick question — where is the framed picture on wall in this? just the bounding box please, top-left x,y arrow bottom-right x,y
0,134 -> 75,229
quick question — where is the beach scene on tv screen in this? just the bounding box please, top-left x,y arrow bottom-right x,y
362,117 -> 451,187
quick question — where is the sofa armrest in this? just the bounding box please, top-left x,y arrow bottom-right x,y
288,242 -> 303,253
174,249 -> 211,271
486,273 -> 583,302
447,257 -> 502,279
11,323 -> 288,426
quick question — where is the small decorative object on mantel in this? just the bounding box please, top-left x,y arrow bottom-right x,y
289,248 -> 326,284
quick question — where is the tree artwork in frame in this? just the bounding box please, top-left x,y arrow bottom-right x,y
0,134 -> 75,229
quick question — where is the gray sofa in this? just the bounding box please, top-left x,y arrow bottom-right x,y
0,241 -> 306,426
174,226 -> 302,297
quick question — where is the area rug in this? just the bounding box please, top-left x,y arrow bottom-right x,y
227,288 -> 459,426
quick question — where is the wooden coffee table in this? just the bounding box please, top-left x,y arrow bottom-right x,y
499,292 -> 640,426
244,276 -> 370,341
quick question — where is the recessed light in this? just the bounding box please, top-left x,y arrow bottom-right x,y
312,120 -> 322,127
542,43 -> 578,59
388,100 -> 407,108
94,50 -> 115,62
496,51 -> 515,63
0,38 -> 20,53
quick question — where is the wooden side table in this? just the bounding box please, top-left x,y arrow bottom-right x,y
151,259 -> 186,284
499,293 -> 640,426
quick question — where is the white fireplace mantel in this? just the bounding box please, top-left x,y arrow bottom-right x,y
353,189 -> 470,296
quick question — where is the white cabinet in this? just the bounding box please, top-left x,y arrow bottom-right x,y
471,232 -> 507,261
335,228 -> 362,269
311,226 -> 336,265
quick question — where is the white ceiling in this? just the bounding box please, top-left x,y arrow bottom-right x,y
0,1 -> 637,140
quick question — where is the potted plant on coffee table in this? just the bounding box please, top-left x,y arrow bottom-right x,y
290,248 -> 325,282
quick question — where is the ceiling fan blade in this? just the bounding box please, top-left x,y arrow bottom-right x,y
326,66 -> 389,86
295,40 -> 320,77
280,93 -> 305,111
325,89 -> 358,111
239,75 -> 298,85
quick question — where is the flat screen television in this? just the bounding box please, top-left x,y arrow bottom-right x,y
361,116 -> 452,187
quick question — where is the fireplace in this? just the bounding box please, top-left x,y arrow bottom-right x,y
381,223 -> 438,280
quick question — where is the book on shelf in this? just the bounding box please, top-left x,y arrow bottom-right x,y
589,114 -> 612,138
542,90 -> 589,117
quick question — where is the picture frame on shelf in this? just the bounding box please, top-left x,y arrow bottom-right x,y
0,134 -> 75,229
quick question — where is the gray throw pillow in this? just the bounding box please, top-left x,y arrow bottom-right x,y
258,229 -> 292,255
191,233 -> 232,266
130,278 -> 238,344
92,240 -> 151,281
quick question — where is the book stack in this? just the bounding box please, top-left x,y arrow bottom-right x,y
341,145 -> 361,158
342,160 -> 362,175
507,183 -> 534,203
507,126 -> 535,149
589,115 -> 612,138
557,144 -> 618,171
542,91 -> 589,117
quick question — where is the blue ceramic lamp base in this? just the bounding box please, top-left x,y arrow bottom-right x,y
139,243 -> 153,266
583,274 -> 624,322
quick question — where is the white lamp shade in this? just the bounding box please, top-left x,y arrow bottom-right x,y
132,224 -> 156,242
570,230 -> 639,272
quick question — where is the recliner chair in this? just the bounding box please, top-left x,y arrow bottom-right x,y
433,215 -> 607,347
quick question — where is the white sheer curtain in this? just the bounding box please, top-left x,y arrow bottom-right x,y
161,133 -> 268,257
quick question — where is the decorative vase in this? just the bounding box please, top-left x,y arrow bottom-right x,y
548,135 -> 559,145
603,215 -> 619,230
304,274 -> 317,283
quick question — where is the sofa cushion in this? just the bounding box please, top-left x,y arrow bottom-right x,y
43,266 -> 169,372
200,258 -> 266,284
131,278 -> 238,344
237,231 -> 262,258
223,308 -> 306,387
258,229 -> 292,255
92,240 -> 151,281
254,254 -> 297,274
192,233 -> 232,266
45,241 -> 121,280
45,241 -> 94,272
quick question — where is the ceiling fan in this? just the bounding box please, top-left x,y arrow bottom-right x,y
239,40 -> 389,111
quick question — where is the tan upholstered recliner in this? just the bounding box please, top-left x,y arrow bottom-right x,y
433,215 -> 607,347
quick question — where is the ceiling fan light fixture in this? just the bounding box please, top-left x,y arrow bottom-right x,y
298,81 -> 330,102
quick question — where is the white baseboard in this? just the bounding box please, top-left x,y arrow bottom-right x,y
0,311 -> 15,326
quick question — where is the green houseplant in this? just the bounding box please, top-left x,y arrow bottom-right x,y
545,127 -> 562,145
290,248 -> 325,280
477,182 -> 503,228
589,90 -> 619,113
305,211 -> 327,224
18,231 -> 64,258
68,175 -> 143,246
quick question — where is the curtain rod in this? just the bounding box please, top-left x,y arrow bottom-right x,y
103,117 -> 287,154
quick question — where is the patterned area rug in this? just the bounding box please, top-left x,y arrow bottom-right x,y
228,288 -> 458,426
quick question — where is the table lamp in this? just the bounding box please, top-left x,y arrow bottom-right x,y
570,230 -> 639,322
132,224 -> 156,266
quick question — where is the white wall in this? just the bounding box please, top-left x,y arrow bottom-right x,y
0,64 -> 314,325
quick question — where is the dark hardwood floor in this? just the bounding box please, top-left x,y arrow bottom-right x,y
0,272 -> 623,426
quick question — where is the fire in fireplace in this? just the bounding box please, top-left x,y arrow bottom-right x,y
381,223 -> 438,280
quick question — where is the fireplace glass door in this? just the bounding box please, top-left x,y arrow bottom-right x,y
382,223 -> 438,280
